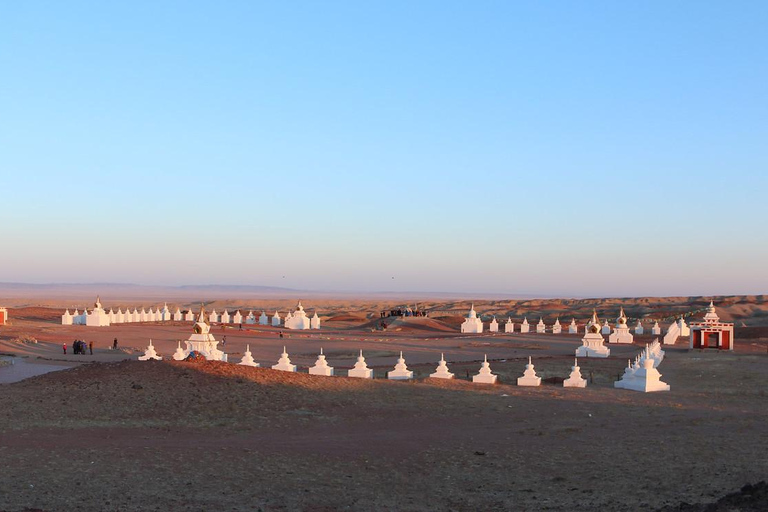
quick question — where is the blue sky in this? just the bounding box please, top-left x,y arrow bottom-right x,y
1,1 -> 766,296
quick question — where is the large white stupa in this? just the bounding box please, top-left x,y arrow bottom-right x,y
608,307 -> 634,344
178,306 -> 227,362
575,311 -> 611,358
85,296 -> 111,327
285,301 -> 311,330
460,305 -> 483,334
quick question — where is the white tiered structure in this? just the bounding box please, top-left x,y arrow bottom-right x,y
208,309 -> 219,324
472,355 -> 497,384
85,296 -> 111,327
430,354 -> 454,379
608,307 -> 634,344
138,340 -> 162,361
489,316 -> 499,333
663,320 -> 681,345
348,350 -> 373,379
238,345 -> 260,367
272,347 -> 297,372
536,318 -> 546,333
271,311 -> 281,327
576,311 -> 611,358
460,305 -> 483,334
310,312 -> 321,329
563,358 -> 587,388
233,311 -> 243,324
259,311 -> 269,325
552,318 -> 562,334
61,309 -> 73,325
679,317 -> 690,337
221,310 -> 231,324
184,309 -> 195,321
504,318 -> 514,333
568,318 -> 578,334
387,352 -> 413,380
520,317 -> 530,333
309,348 -> 334,376
652,321 -> 662,335
517,356 -> 541,387
245,311 -> 256,324
601,320 -> 611,335
178,307 -> 227,361
173,308 -> 183,321
172,341 -> 186,361
284,301 -> 311,330
635,320 -> 644,335
614,355 -> 670,392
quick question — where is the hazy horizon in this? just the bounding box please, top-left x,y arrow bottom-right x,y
2,2 -> 766,297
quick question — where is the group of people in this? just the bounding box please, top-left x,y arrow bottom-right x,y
64,339 -> 92,355
381,308 -> 427,318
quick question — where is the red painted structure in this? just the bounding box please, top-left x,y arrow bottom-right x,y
689,302 -> 734,351
0,307 -> 7,326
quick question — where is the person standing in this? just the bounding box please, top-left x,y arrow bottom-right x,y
89,341 -> 93,355
62,343 -> 67,355
113,338 -> 118,350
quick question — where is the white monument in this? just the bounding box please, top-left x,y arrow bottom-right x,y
138,340 -> 162,361
310,312 -> 321,329
608,307 -> 634,344
663,320 -> 681,345
568,318 -> 578,334
178,307 -> 227,361
184,309 -> 195,322
348,350 -> 373,379
576,311 -> 611,358
679,316 -> 690,337
233,310 -> 243,324
635,320 -> 644,335
220,310 -> 231,324
520,317 -> 530,333
504,317 -> 514,333
460,305 -> 483,334
552,318 -> 562,334
61,309 -> 73,325
285,301 -> 311,330
615,356 -> 670,392
387,351 -> 413,380
309,348 -> 334,376
208,309 -> 219,324
161,303 -> 170,321
651,321 -> 662,335
271,311 -> 281,327
601,320 -> 611,335
489,316 -> 499,333
115,308 -> 125,323
85,296 -> 111,327
429,353 -> 454,379
172,341 -> 186,361
245,311 -> 256,324
238,345 -> 260,367
173,307 -> 183,321
259,311 -> 269,325
272,346 -> 297,372
517,356 -> 541,387
563,358 -> 587,388
472,355 -> 497,384
536,318 -> 546,333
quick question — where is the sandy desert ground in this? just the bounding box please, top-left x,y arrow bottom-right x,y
1,297 -> 767,511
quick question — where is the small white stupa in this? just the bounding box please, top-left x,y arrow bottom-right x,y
517,356 -> 541,387
563,358 -> 587,388
552,318 -> 562,334
310,312 -> 321,329
387,351 -> 413,380
220,310 -> 231,324
271,311 -> 281,327
568,318 -> 578,334
429,353 -> 454,379
635,320 -> 644,335
520,317 -> 530,333
460,305 -> 483,334
115,308 -> 124,323
172,341 -> 186,361
608,307 -> 634,344
472,355 -> 497,384
601,319 -> 611,335
258,311 -> 269,325
184,309 -> 195,322
138,340 -> 162,361
285,301 -> 311,330
576,311 -> 611,358
615,356 -> 670,392
161,303 -> 170,321
679,316 -> 690,337
489,316 -> 499,333
148,307 -> 157,322
536,318 -> 546,333
348,350 -> 373,379
271,346 -> 297,372
504,317 -> 514,333
173,307 -> 183,322
238,345 -> 260,367
651,321 -> 662,335
308,348 -> 334,376
61,309 -> 73,325
244,311 -> 256,324
208,309 -> 219,324
85,296 -> 111,327
233,310 -> 243,324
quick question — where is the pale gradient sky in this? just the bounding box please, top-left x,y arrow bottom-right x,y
1,1 -> 766,296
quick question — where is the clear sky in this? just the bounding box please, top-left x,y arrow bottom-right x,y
1,1 -> 766,297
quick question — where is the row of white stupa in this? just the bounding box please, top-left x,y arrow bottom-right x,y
62,298 -> 320,330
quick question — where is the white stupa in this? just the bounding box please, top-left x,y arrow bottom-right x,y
517,356 -> 541,387
651,321 -> 662,335
220,310 -> 231,324
285,301 -> 311,330
520,317 -> 530,333
184,309 -> 195,322
161,303 -> 170,321
108,308 -> 116,323
504,317 -> 514,333
635,320 -> 644,335
271,346 -> 297,372
238,345 -> 260,367
208,309 -> 219,324
139,308 -> 148,322
131,308 -> 140,323
460,305 -> 483,333
115,308 -> 124,324
552,318 -> 562,334
233,311 -> 243,324
387,351 -> 413,380
472,354 -> 497,384
601,319 -> 611,335
576,311 -> 611,358
489,316 -> 499,333
615,356 -> 670,392
310,312 -> 321,329
61,309 -> 73,325
138,340 -> 162,361
271,311 -> 281,327
179,306 -> 227,361
309,348 -> 334,376
149,307 -> 158,322
173,307 -> 183,322
608,307 -> 634,344
536,318 -> 546,333
348,350 -> 373,379
172,341 -> 186,361
72,308 -> 86,325
679,316 -> 690,337
568,318 -> 578,334
563,358 -> 587,388
244,311 -> 256,324
429,353 -> 454,379
85,296 -> 111,327
259,311 -> 269,325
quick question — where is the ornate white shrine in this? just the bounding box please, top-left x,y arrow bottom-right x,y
472,355 -> 497,384
520,317 -> 530,333
387,351 -> 413,380
348,350 -> 373,379
238,345 -> 260,367
504,317 -> 514,333
576,311 -> 611,358
138,340 -> 162,361
563,358 -> 587,388
460,305 -> 483,334
285,301 -> 311,330
309,348 -> 334,376
178,307 -> 227,361
536,318 -> 546,333
552,318 -> 562,334
85,296 -> 111,327
608,307 -> 634,344
517,357 -> 541,387
430,353 -> 454,379
272,346 -> 297,372
689,301 -> 734,350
